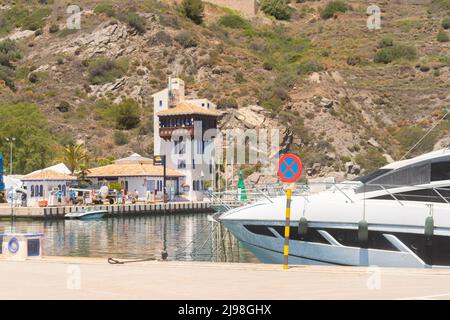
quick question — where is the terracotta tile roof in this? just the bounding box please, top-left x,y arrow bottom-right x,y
87,163 -> 184,178
22,170 -> 77,181
157,102 -> 219,117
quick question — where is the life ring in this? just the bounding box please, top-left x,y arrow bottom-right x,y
8,238 -> 19,254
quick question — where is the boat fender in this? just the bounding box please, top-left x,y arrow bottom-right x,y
425,216 -> 434,237
358,219 -> 369,243
298,217 -> 308,236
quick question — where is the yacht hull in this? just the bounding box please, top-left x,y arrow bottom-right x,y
223,220 -> 429,268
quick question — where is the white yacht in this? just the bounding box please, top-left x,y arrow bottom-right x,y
219,148 -> 450,268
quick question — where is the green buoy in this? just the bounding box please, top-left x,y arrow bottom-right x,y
237,170 -> 247,201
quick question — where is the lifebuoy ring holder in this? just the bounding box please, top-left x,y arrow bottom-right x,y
8,237 -> 19,254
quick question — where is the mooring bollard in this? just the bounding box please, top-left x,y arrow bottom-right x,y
283,189 -> 292,270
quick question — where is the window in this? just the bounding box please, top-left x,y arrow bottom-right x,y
159,100 -> 163,107
192,159 -> 195,169
353,169 -> 392,184
39,185 -> 43,197
174,137 -> 185,154
62,185 -> 66,196
431,161 -> 450,181
370,188 -> 450,203
178,160 -> 186,169
209,162 -> 213,174
193,180 -> 199,191
356,162 -> 431,193
31,185 -> 34,197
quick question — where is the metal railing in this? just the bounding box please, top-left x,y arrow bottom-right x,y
205,180 -> 450,212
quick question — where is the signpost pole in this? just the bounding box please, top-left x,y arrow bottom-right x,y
162,155 -> 167,203
283,189 -> 292,270
278,153 -> 303,270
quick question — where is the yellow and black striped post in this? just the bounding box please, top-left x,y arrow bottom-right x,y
283,189 -> 292,270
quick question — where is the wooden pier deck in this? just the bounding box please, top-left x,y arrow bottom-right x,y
0,201 -> 213,219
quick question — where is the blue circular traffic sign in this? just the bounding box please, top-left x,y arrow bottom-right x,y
278,154 -> 303,183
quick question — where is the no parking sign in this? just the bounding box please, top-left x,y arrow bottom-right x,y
278,154 -> 303,183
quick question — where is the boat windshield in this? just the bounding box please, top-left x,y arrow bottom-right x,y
353,169 -> 392,184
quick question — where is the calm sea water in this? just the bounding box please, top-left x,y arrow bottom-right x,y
0,213 -> 258,263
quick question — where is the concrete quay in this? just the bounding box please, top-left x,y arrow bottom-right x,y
2,257 -> 450,299
0,201 -> 213,219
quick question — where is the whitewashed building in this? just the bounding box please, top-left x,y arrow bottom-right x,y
87,153 -> 185,201
21,164 -> 77,207
152,78 -> 219,201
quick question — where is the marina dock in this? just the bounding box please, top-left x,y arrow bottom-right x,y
1,257 -> 450,299
0,201 -> 213,219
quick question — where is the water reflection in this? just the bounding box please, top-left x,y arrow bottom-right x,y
0,214 -> 258,263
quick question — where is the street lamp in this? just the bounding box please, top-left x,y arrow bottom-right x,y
5,137 -> 15,175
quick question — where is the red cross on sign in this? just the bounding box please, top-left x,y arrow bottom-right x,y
278,154 -> 303,183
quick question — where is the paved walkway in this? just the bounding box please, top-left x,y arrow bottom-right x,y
1,257 -> 450,299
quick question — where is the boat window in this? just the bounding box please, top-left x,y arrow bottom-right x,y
369,187 -> 450,203
353,169 -> 391,183
244,225 -> 276,238
431,161 -> 450,181
356,162 -> 430,193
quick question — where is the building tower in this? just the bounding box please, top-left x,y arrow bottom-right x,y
152,78 -> 219,201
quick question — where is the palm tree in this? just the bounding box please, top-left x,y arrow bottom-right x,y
77,163 -> 91,183
63,144 -> 87,174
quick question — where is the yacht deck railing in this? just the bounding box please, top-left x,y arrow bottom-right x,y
205,181 -> 450,213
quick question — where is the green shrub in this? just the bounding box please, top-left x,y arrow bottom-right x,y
442,17 -> 450,29
437,29 -> 449,42
374,44 -> 417,64
174,31 -> 197,48
218,14 -> 249,29
124,12 -> 146,34
114,99 -> 141,130
87,57 -> 128,85
94,3 -> 116,17
378,36 -> 394,48
260,0 -> 293,20
21,8 -> 51,31
0,102 -> 56,173
297,60 -> 325,75
432,0 -> 450,9
355,148 -> 387,172
113,130 -> 128,145
0,66 -> 16,91
179,0 -> 204,25
0,39 -> 22,68
394,126 -> 439,156
217,97 -> 238,109
320,1 -> 348,19
49,23 -> 59,33
346,55 -> 362,66
0,39 -> 21,91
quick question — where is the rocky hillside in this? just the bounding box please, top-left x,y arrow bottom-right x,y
0,0 -> 449,180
